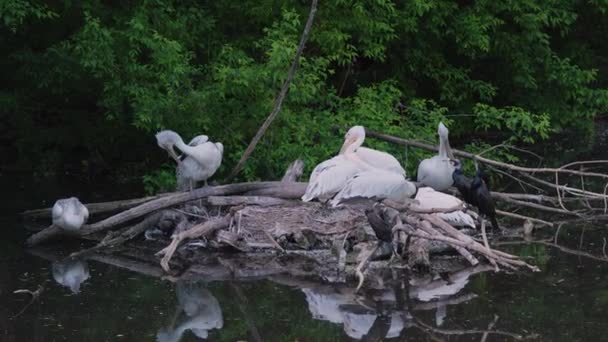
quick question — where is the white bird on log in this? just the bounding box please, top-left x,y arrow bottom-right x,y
52,197 -> 89,231
413,187 -> 476,228
156,130 -> 223,190
417,122 -> 455,191
302,125 -> 407,202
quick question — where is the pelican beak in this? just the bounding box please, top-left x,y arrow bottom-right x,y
339,136 -> 357,154
168,147 -> 181,165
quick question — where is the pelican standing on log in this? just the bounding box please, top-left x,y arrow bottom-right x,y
302,125 -> 410,202
156,130 -> 224,190
52,197 -> 89,231
417,122 -> 455,191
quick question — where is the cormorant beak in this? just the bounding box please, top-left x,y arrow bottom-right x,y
339,136 -> 357,154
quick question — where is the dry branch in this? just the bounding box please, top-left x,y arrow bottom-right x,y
157,215 -> 232,272
367,129 -> 608,180
225,0 -> 318,181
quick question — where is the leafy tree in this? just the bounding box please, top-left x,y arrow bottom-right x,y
2,0 -> 607,189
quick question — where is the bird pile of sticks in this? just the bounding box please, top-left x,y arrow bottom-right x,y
23,123 -> 608,281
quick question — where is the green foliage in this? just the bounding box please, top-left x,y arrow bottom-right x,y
0,0 -> 57,32
142,166 -> 176,195
3,0 -> 608,188
474,104 -> 551,143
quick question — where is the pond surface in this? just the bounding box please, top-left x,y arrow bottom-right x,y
2,170 -> 608,341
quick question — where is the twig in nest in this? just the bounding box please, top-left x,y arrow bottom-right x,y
355,243 -> 380,292
263,229 -> 285,253
495,209 -> 553,227
11,285 -> 44,319
156,215 -> 232,272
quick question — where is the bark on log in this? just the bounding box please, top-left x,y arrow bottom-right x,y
207,196 -> 291,207
244,182 -> 307,198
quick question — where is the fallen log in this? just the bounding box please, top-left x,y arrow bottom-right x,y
20,194 -> 171,219
26,181 -> 305,246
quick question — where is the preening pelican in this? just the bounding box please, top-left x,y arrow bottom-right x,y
330,170 -> 417,207
340,126 -> 406,176
413,187 -> 476,228
417,122 -> 455,191
52,197 -> 89,231
156,130 -> 223,190
52,259 -> 90,294
451,160 -> 499,230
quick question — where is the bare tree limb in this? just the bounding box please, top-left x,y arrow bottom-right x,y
225,0 -> 318,181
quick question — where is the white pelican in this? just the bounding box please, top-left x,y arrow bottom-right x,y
52,259 -> 90,294
330,169 -> 417,207
301,155 -> 364,202
413,187 -> 476,228
302,125 -> 406,202
156,130 -> 223,190
52,197 -> 89,231
340,126 -> 406,176
417,122 -> 455,191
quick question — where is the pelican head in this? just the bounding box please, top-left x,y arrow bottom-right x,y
438,122 -> 449,138
156,130 -> 182,163
437,122 -> 454,159
340,125 -> 366,154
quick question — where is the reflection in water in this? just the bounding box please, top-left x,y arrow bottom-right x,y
157,281 -> 223,342
301,264 -> 492,340
51,258 -> 90,294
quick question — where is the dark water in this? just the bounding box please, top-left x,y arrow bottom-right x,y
2,173 -> 608,341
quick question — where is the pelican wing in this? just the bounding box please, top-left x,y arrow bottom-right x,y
355,147 -> 405,176
415,187 -> 463,209
415,187 -> 475,227
416,156 -> 454,191
330,170 -> 416,207
302,155 -> 361,202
